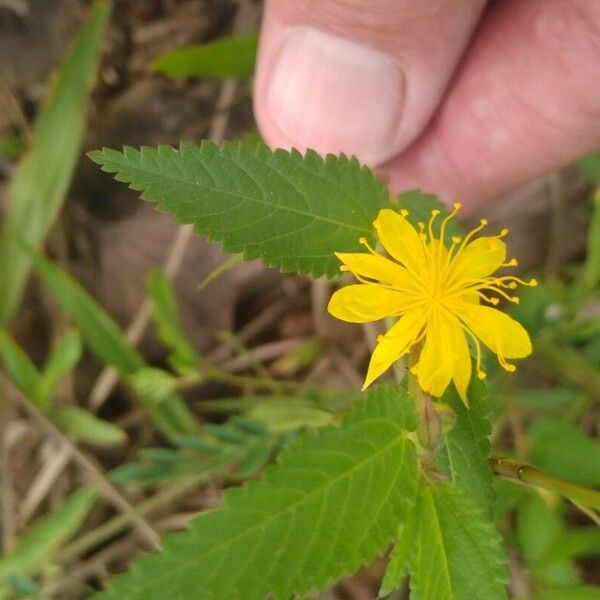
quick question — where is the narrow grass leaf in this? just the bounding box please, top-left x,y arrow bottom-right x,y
0,2 -> 109,323
152,31 -> 258,79
0,326 -> 41,400
0,488 -> 95,583
147,270 -> 200,374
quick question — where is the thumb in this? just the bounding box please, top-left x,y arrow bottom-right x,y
254,0 -> 485,166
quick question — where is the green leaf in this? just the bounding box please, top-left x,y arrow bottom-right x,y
0,133 -> 24,159
576,152 -> 600,184
29,251 -> 197,438
147,270 -> 200,374
525,587 -> 600,600
152,31 -> 258,79
528,418 -> 600,487
50,405 -> 127,448
0,326 -> 41,400
0,488 -> 95,583
517,492 -> 580,588
89,142 -> 392,279
539,527 -> 600,566
436,380 -> 495,514
379,507 -> 418,597
31,251 -> 144,374
0,2 -> 110,324
582,190 -> 600,290
408,482 -> 508,600
99,385 -> 418,599
36,329 -> 82,408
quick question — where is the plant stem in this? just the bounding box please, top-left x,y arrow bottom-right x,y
56,475 -> 203,563
176,368 -> 307,393
491,456 -> 600,512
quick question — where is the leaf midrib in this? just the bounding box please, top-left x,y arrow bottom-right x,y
101,153 -> 373,235
114,418 -> 407,598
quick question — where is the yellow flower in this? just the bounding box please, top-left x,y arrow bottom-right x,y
327,204 -> 537,404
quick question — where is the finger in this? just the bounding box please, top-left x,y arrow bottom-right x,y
254,0 -> 486,166
384,0 -> 600,209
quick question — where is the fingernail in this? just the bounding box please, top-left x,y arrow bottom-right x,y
265,27 -> 405,166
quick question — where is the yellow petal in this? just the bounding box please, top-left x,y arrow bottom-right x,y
335,252 -> 418,291
448,236 -> 507,283
415,310 -> 454,397
374,209 -> 426,275
328,284 -> 415,323
459,304 -> 532,359
363,310 -> 425,389
447,315 -> 472,405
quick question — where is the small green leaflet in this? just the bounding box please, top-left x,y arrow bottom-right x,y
98,386 -> 418,599
408,482 -> 508,600
0,488 -> 95,584
89,142 -> 392,279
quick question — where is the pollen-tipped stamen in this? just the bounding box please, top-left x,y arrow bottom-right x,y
458,321 -> 485,383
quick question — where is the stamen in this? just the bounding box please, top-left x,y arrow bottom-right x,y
477,292 -> 500,305
400,209 -> 409,217
500,228 -> 509,237
427,209 -> 441,244
452,218 -> 489,260
458,321 -> 484,382
503,258 -> 518,267
358,237 -> 378,255
438,203 -> 461,251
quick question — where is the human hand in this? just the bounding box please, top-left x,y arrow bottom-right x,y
253,0 -> 600,210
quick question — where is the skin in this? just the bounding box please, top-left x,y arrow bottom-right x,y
254,0 -> 600,211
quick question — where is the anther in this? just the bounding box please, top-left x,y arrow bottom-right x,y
400,209 -> 409,217
489,298 -> 500,306
431,209 -> 441,217
480,219 -> 489,226
500,228 -> 509,237
358,237 -> 367,245
511,297 -> 520,304
418,222 -> 425,232
503,364 -> 516,373
529,278 -> 538,286
477,370 -> 487,380
507,282 -> 517,289
453,202 -> 462,210
339,265 -> 349,272
452,236 -> 462,245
